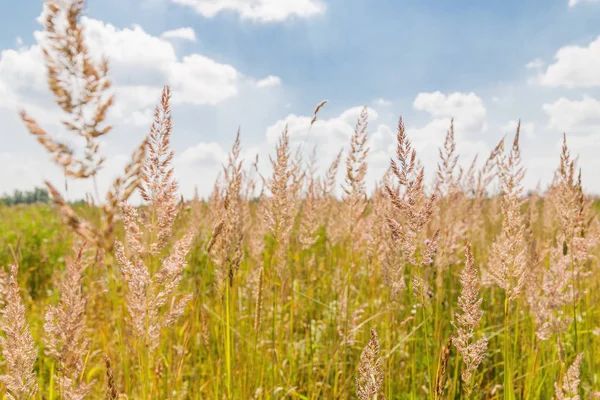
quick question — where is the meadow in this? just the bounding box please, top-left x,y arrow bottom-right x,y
1,1 -> 600,399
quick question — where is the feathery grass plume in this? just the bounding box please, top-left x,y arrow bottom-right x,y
554,353 -> 584,400
434,120 -> 468,289
529,244 -> 575,340
209,130 -> 244,292
0,264 -> 38,400
474,138 -> 504,199
554,134 -> 581,239
44,242 -> 96,399
321,149 -> 343,198
434,335 -> 453,400
551,135 -> 598,254
20,0 -> 148,251
104,356 -> 118,400
489,123 -> 527,301
356,328 -> 385,400
435,119 -> 459,196
263,126 -> 294,279
115,86 -> 193,353
343,106 -> 370,242
22,0 -> 113,178
529,136 -> 597,341
453,241 -> 488,398
138,87 -> 179,256
383,117 -> 437,301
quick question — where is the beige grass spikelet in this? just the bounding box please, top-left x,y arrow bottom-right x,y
356,328 -> 385,400
115,86 -> 194,352
0,264 -> 38,400
489,123 -> 527,301
44,243 -> 96,399
263,126 -> 294,280
383,117 -> 437,301
554,353 -> 584,400
209,130 -> 245,292
343,105 -> 370,244
453,241 -> 488,398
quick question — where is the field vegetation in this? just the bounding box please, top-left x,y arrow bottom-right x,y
1,1 -> 600,399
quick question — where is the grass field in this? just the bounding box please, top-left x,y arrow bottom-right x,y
2,1 -> 600,399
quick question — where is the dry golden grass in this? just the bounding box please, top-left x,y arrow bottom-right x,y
1,1 -> 600,399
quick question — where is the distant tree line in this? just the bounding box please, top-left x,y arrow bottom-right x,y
0,187 -> 50,206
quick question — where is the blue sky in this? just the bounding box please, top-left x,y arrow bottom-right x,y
1,0 -> 600,199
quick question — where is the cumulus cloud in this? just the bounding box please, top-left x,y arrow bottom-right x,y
160,27 -> 197,42
413,91 -> 487,133
255,75 -> 282,88
543,95 -> 600,133
179,141 -> 228,167
171,0 -> 326,22
536,36 -> 600,88
0,17 -> 241,123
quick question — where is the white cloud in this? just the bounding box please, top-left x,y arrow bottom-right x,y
413,91 -> 487,133
569,0 -> 600,7
536,36 -> 600,88
83,18 -> 239,106
0,46 -> 47,104
171,0 -> 326,22
168,54 -> 239,105
525,58 -> 544,69
255,75 -> 282,88
160,27 -> 197,42
543,95 -> 600,133
179,141 -> 228,167
0,17 -> 245,123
